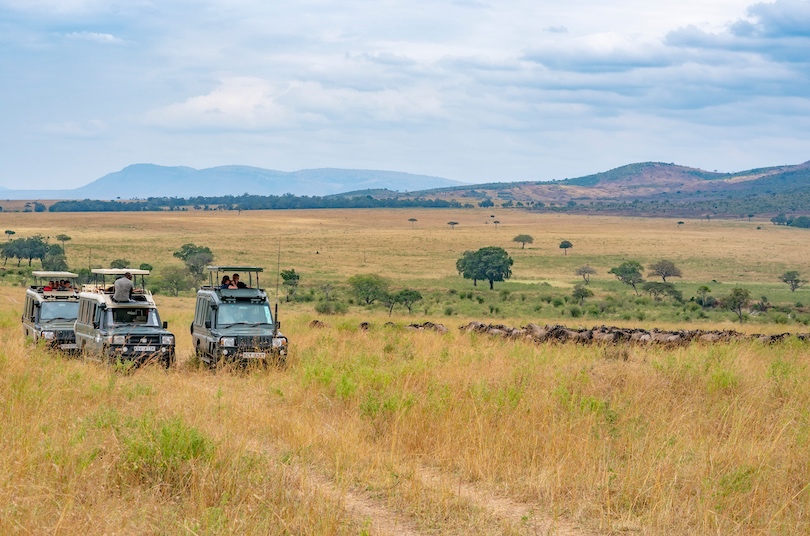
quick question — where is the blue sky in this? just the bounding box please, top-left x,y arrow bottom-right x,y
2,0 -> 809,189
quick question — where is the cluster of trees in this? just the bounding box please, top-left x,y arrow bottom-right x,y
771,214 -> 810,228
48,194 -> 465,213
0,236 -> 67,270
346,274 -> 423,316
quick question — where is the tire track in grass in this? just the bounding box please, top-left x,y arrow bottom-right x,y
415,465 -> 596,535
246,441 -> 425,536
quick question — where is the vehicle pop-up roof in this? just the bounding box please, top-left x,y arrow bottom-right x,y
204,266 -> 264,289
31,271 -> 80,296
85,268 -> 151,296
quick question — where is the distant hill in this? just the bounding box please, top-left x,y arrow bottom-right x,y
0,165 -> 466,200
385,160 -> 810,217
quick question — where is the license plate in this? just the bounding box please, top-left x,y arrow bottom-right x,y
60,343 -> 78,350
133,345 -> 157,352
242,352 -> 266,359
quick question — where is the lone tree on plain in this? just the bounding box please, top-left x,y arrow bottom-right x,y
408,218 -> 417,228
456,246 -> 513,290
512,234 -> 533,249
173,243 -> 214,279
347,274 -> 390,305
395,288 -> 423,314
55,234 -> 71,252
697,285 -> 712,308
4,230 -> 15,240
642,281 -> 683,302
780,271 -> 807,292
648,260 -> 682,282
723,287 -> 751,324
559,240 -> 573,255
574,264 -> 596,284
571,284 -> 593,306
280,269 -> 300,301
447,221 -> 459,229
609,261 -> 644,295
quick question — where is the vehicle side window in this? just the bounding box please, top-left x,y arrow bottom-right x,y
195,299 -> 205,326
24,296 -> 34,321
78,300 -> 89,324
203,301 -> 212,325
93,305 -> 102,328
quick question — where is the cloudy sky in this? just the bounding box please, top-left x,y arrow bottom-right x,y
2,0 -> 809,189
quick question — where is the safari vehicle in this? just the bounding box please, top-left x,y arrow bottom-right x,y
74,268 -> 175,368
22,271 -> 81,351
191,266 -> 287,367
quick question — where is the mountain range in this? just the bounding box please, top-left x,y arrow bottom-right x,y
4,160 -> 810,218
0,164 -> 466,200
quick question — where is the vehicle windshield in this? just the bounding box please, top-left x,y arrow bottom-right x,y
39,301 -> 79,321
216,303 -> 273,326
106,307 -> 161,327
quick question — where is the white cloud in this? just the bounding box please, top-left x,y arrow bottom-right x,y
64,31 -> 124,44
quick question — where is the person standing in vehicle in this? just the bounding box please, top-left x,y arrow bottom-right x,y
113,272 -> 134,302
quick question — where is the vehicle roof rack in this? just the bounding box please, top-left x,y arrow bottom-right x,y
91,268 -> 151,276
32,271 -> 80,278
206,266 -> 263,272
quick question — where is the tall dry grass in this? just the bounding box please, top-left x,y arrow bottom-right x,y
3,295 -> 810,534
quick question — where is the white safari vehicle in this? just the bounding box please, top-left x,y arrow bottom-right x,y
74,268 -> 176,367
22,271 -> 81,352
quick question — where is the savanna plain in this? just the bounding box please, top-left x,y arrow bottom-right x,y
2,208 -> 810,535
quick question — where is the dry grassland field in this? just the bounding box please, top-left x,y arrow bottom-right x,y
2,209 -> 810,535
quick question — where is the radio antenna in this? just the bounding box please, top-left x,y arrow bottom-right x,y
275,238 -> 281,305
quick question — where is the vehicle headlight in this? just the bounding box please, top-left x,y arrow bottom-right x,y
41,331 -> 56,340
162,335 -> 174,345
220,337 -> 236,347
271,338 -> 287,348
113,335 -> 126,345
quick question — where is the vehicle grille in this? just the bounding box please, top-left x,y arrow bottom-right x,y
55,330 -> 76,343
236,335 -> 275,349
122,335 -> 162,345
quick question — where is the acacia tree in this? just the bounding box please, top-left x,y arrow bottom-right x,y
347,274 -> 389,305
456,246 -> 513,290
280,269 -> 300,301
780,271 -> 807,292
697,285 -> 712,308
608,261 -> 644,295
4,230 -> 14,240
173,243 -> 214,279
408,218 -> 417,228
723,287 -> 751,324
395,289 -> 423,314
642,281 -> 683,302
447,221 -> 459,229
55,234 -> 72,252
559,240 -> 573,255
571,284 -> 593,305
648,260 -> 682,282
574,265 -> 596,284
512,234 -> 533,249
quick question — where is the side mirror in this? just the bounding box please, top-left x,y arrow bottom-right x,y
162,321 -> 168,329
276,321 -> 281,329
92,321 -> 99,329
204,320 -> 211,329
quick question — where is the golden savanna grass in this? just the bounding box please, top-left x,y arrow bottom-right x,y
2,209 -> 810,534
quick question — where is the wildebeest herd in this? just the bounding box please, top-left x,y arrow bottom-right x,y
311,319 -> 810,345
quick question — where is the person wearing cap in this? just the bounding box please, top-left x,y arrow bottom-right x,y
113,272 -> 134,302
